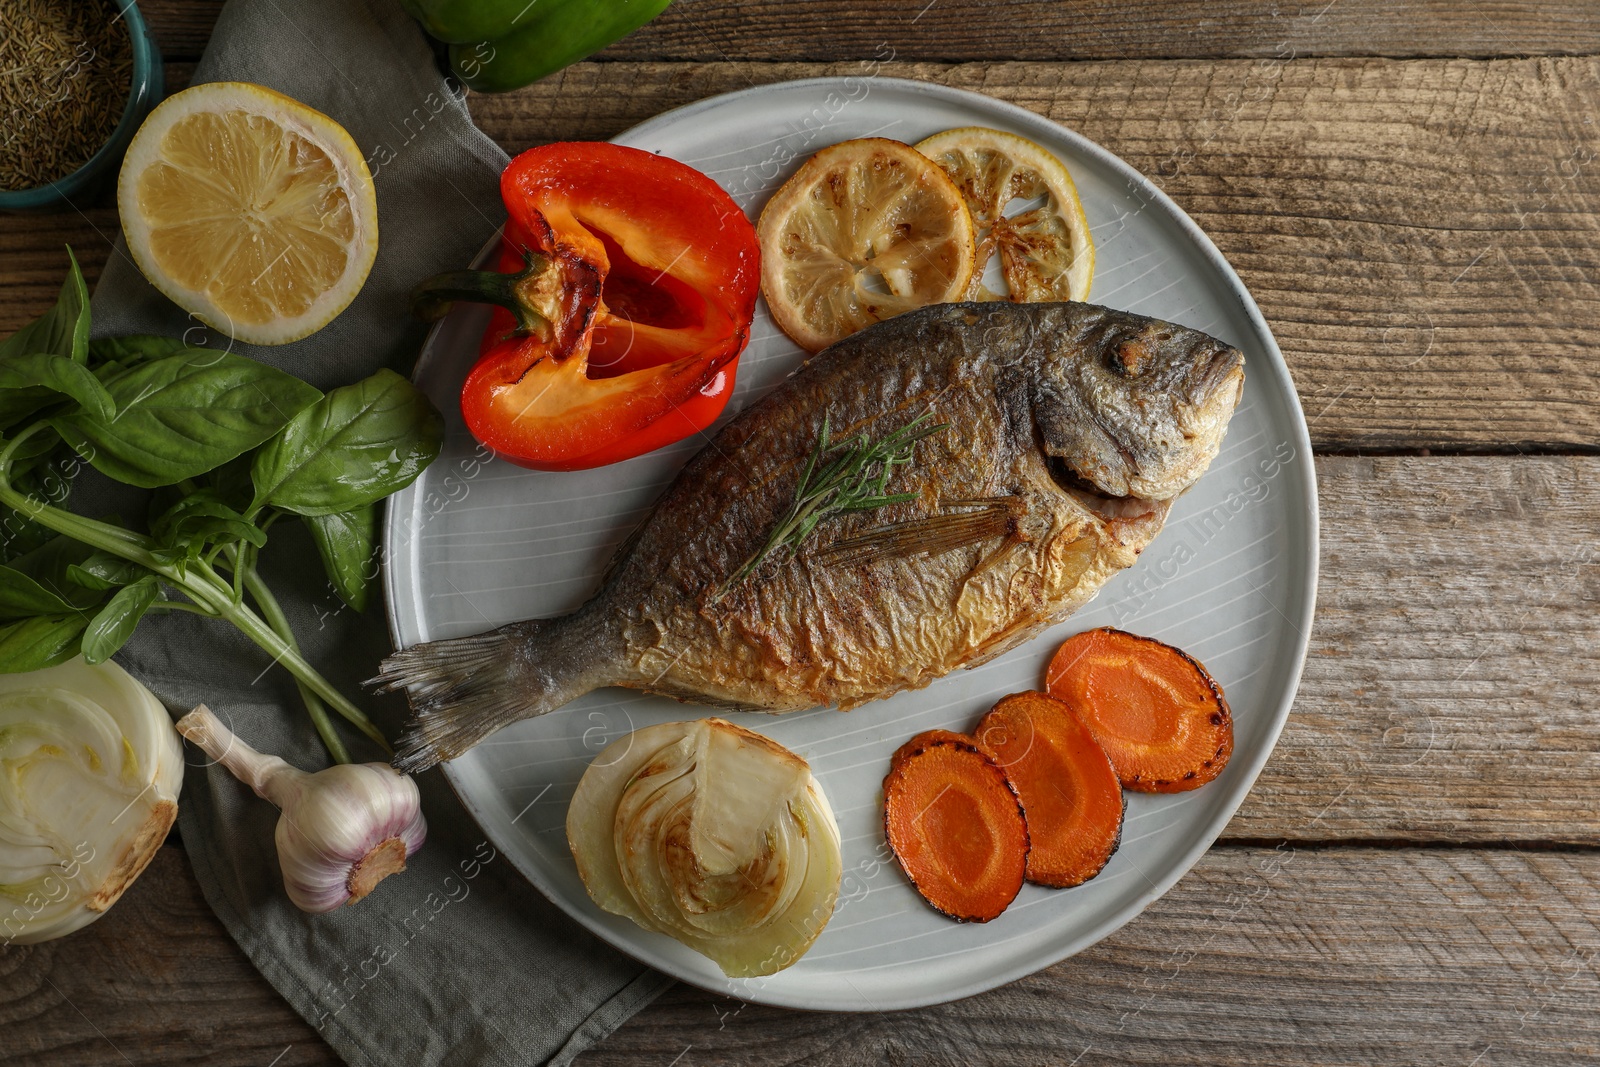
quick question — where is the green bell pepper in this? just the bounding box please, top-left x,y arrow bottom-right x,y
446,0 -> 676,94
398,0 -> 526,45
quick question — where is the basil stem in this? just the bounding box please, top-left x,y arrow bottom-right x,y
0,421 -> 386,756
235,557 -> 352,765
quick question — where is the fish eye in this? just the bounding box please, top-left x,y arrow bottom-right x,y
1108,328 -> 1174,378
1109,338 -> 1150,377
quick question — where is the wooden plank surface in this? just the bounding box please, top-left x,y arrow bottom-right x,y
586,845 -> 1600,1067
1,849 -> 330,1067
8,844 -> 1598,1066
10,57 -> 1600,452
1236,457 -> 1600,844
136,0 -> 1600,63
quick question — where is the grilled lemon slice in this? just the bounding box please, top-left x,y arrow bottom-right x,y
914,127 -> 1093,303
118,82 -> 378,346
757,137 -> 976,352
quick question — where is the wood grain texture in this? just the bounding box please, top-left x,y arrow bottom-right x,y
616,1 -> 1600,63
1236,457 -> 1600,844
1,209 -> 125,341
136,0 -> 1600,63
582,846 -> 1600,1067
465,57 -> 1600,452
0,849 -> 330,1067
8,845 -> 1599,1066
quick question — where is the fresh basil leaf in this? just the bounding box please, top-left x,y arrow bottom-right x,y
250,369 -> 443,517
80,576 -> 160,665
171,516 -> 268,555
206,453 -> 258,512
13,530 -> 91,570
145,482 -> 185,525
0,387 -> 61,431
88,335 -> 188,367
0,614 -> 88,672
0,451 -> 77,551
52,349 -> 322,488
0,562 -> 89,618
307,506 -> 377,613
0,459 -> 71,562
0,448 -> 90,567
5,423 -> 65,470
0,353 -> 114,420
0,507 -> 53,562
5,531 -> 100,606
67,551 -> 149,591
92,360 -> 136,387
0,250 -> 89,366
151,491 -> 267,552
149,544 -> 192,569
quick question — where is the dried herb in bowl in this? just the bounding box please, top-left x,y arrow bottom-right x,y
0,0 -> 133,191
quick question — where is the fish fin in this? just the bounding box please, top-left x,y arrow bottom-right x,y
370,611 -> 614,773
817,497 -> 1024,566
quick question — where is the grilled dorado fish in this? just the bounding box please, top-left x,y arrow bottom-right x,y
377,301 -> 1245,772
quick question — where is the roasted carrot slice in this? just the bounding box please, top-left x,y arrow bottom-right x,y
1045,627 -> 1232,793
888,729 -> 983,773
976,691 -> 1123,888
883,733 -> 1028,922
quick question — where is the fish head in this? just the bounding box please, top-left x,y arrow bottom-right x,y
1027,304 -> 1245,501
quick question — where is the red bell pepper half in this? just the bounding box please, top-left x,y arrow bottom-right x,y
411,142 -> 760,470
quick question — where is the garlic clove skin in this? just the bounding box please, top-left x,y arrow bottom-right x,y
176,705 -> 427,914
273,762 -> 427,912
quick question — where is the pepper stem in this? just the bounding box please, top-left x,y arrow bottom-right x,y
409,249 -> 555,339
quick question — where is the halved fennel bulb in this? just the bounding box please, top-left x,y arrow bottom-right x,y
567,718 -> 842,977
0,657 -> 183,945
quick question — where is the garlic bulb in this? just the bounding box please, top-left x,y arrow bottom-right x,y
567,718 -> 842,977
0,657 -> 183,945
175,704 -> 425,912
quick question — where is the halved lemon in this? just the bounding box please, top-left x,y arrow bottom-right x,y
914,127 -> 1093,304
757,137 -> 976,352
118,82 -> 378,346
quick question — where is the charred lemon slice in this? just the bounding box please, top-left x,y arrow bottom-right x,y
914,127 -> 1093,303
118,82 -> 378,346
757,137 -> 976,352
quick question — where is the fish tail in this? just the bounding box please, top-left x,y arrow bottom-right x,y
371,611 -> 615,773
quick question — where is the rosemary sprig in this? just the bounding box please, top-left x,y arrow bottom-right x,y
713,412 -> 948,602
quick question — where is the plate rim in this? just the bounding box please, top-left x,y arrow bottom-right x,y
384,74 -> 1321,1011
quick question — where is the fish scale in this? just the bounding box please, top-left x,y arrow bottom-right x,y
375,300 -> 1244,772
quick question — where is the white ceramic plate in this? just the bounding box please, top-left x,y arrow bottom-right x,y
384,78 -> 1318,1011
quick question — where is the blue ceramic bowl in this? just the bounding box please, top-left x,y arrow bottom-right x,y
0,0 -> 164,212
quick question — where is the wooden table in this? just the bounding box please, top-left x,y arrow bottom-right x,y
6,2 -> 1600,1063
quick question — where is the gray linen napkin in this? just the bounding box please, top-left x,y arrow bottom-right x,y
87,0 -> 672,1061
